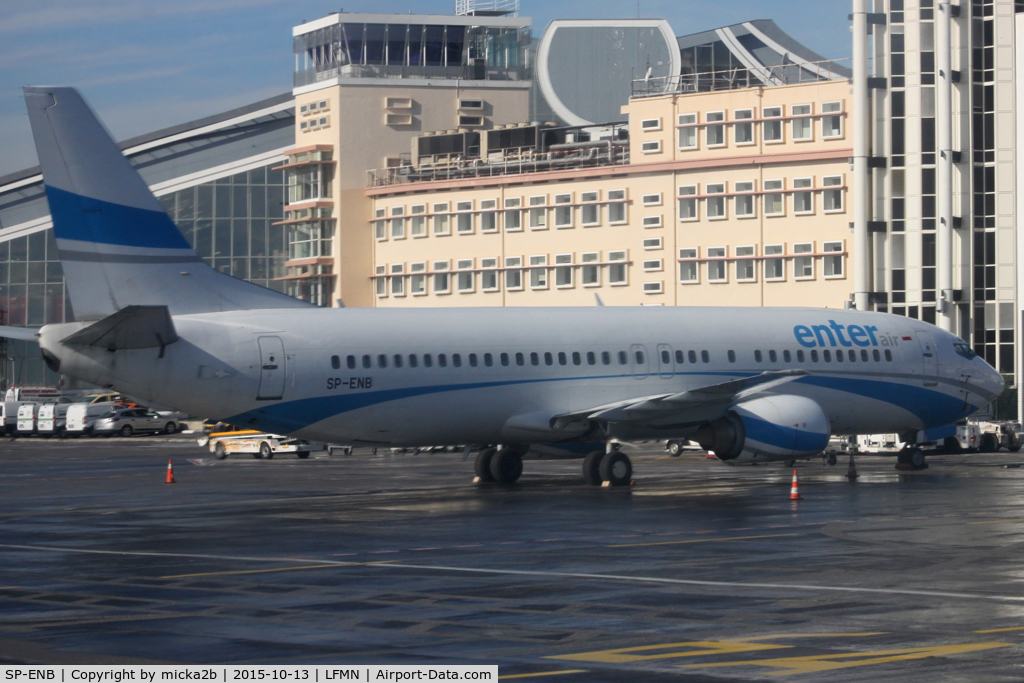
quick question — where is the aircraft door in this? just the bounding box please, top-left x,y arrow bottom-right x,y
916,331 -> 939,386
257,336 -> 286,400
657,344 -> 674,378
631,344 -> 649,379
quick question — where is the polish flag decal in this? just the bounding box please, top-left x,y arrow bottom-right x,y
902,336 -> 913,341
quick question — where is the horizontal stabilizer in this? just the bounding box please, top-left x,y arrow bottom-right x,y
0,326 -> 40,341
61,305 -> 178,350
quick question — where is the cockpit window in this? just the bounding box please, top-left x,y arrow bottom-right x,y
953,342 -> 976,360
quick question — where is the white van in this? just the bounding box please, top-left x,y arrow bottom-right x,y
16,403 -> 39,435
66,402 -> 119,436
37,404 -> 70,437
0,401 -> 27,435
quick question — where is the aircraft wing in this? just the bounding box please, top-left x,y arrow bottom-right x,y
0,326 -> 40,341
550,369 -> 808,428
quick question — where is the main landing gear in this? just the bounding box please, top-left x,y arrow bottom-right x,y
896,447 -> 928,471
474,447 -> 523,484
583,444 -> 632,487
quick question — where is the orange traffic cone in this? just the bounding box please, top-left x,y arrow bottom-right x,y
166,459 -> 176,484
789,469 -> 802,500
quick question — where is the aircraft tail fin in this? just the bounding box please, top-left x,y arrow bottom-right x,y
23,86 -> 308,320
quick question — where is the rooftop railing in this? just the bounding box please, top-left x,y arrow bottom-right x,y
367,141 -> 630,189
631,58 -> 851,98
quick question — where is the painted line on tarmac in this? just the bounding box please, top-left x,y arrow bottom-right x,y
975,626 -> 1024,633
498,671 -> 587,680
7,542 -> 1024,604
161,561 -> 396,579
608,533 -> 797,548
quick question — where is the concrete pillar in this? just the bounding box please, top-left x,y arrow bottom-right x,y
937,2 -> 954,331
853,0 -> 871,312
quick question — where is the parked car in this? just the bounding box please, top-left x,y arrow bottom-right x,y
94,407 -> 182,437
66,402 -> 120,436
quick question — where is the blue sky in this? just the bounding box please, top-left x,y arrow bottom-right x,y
0,0 -> 851,178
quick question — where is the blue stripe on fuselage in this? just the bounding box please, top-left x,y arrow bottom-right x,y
45,185 -> 193,250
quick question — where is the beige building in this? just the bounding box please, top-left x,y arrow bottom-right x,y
367,76 -> 854,308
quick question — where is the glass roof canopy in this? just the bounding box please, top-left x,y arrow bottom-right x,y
294,13 -> 531,87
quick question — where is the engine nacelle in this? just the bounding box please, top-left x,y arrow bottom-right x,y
694,395 -> 830,462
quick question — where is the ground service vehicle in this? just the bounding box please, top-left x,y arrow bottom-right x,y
204,430 -> 314,460
37,403 -> 69,437
66,402 -> 120,436
16,403 -> 39,435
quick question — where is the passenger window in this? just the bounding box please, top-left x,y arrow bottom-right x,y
873,349 -> 881,361
885,349 -> 893,361
531,352 -> 539,366
424,353 -> 433,367
347,355 -> 356,369
409,354 -> 418,368
755,350 -> 763,362
602,351 -> 611,365
362,354 -> 371,369
836,350 -> 844,362
635,351 -> 645,364
453,354 -> 462,367
586,351 -> 596,365
796,350 -> 805,362
331,355 -> 341,369
558,352 -> 567,365
393,354 -> 403,368
688,350 -> 697,363
572,351 -> 582,365
661,350 -> 671,364
378,354 -> 388,368
824,350 -> 832,362
783,350 -> 791,362
468,353 -> 478,367
484,353 -> 493,367
701,351 -> 709,363
675,350 -> 684,364
728,350 -> 736,363
849,350 -> 856,362
861,349 -> 869,362
439,354 -> 447,367
618,351 -> 628,365
515,352 -> 524,366
500,352 -> 510,366
810,350 -> 819,362
769,350 -> 777,362
545,352 -> 554,366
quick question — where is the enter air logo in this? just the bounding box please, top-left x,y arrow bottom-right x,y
793,320 -> 902,348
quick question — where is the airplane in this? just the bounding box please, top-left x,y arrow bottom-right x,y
0,86 -> 1005,486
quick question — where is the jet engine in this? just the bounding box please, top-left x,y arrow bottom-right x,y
693,395 -> 830,463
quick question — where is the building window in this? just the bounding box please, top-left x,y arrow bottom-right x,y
643,237 -> 662,250
643,281 -> 663,294
456,201 -> 474,233
763,106 -> 783,142
581,252 -> 600,286
706,183 -> 726,219
763,179 -> 784,215
504,197 -> 522,231
390,206 -> 405,239
581,191 -> 600,225
457,258 -> 474,292
555,253 -> 574,287
432,202 -> 450,235
505,256 -> 523,290
375,264 -> 387,297
287,164 -> 333,203
608,250 -> 628,285
706,111 -> 725,146
481,257 -> 499,291
642,215 -> 662,228
375,208 -> 386,241
433,260 -> 450,293
793,243 -> 814,279
792,104 -> 812,140
678,185 -> 697,220
641,118 -> 662,131
823,241 -> 844,277
678,113 -> 698,148
529,255 -> 548,288
734,108 -> 754,144
554,193 -> 573,228
390,263 -> 405,296
734,181 -> 754,217
529,196 -> 547,229
410,204 -> 427,237
679,248 -> 698,283
608,189 -> 627,223
707,247 -> 726,282
735,245 -> 755,281
480,199 -> 497,232
641,140 -> 662,154
793,178 -> 813,214
764,244 -> 785,280
642,193 -> 662,206
823,176 -> 844,211
643,259 -> 663,272
410,261 -> 427,295
822,101 -> 843,138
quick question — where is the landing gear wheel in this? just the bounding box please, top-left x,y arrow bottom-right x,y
911,449 -> 927,469
489,448 -> 523,484
259,442 -> 273,460
474,448 -> 496,482
667,440 -> 683,457
827,452 -> 838,466
214,442 -> 227,460
583,450 -> 604,486
120,425 -> 133,437
296,451 -> 310,459
599,451 -> 632,487
164,422 -> 177,434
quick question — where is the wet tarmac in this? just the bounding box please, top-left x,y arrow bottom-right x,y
2,437 -> 1024,681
